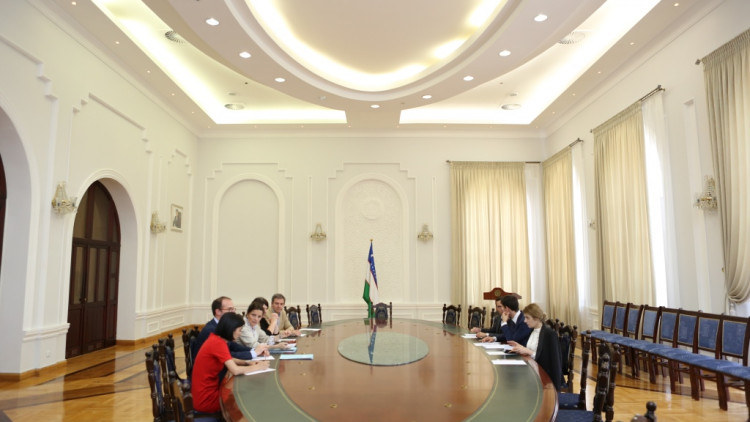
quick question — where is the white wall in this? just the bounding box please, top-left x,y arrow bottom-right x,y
546,0 -> 750,323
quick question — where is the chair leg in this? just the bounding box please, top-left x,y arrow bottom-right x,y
688,366 -> 700,401
715,373 -> 729,411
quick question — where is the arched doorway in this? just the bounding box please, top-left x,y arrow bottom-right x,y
66,181 -> 121,358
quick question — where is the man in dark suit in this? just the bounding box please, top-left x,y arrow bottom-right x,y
472,295 -> 532,346
192,296 -> 268,362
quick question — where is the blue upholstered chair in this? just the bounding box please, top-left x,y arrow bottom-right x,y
557,343 -> 619,422
589,301 -> 618,363
559,331 -> 590,410
285,305 -> 302,330
146,347 -> 173,422
466,306 -> 486,330
442,304 -> 461,326
306,303 -> 322,326
650,310 -> 711,392
181,326 -> 200,379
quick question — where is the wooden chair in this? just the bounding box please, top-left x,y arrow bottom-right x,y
442,304 -> 461,326
591,301 -> 624,363
557,343 -> 612,422
181,325 -> 200,379
650,309 -> 699,392
145,345 -> 173,422
466,306 -> 486,330
285,305 -> 303,330
630,401 -> 657,422
306,303 -> 322,326
559,323 -> 579,391
373,302 -> 392,321
169,371 -> 223,422
624,304 -> 662,382
157,338 -> 181,415
559,330 -> 590,410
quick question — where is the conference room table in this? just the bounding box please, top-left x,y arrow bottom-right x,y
220,318 -> 558,422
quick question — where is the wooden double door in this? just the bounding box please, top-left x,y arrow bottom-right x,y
66,181 -> 121,358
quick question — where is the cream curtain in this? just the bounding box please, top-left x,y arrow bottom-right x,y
702,28 -> 750,303
593,103 -> 655,304
542,149 -> 579,327
450,162 -> 531,307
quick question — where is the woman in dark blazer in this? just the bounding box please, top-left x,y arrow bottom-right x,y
507,303 -> 563,390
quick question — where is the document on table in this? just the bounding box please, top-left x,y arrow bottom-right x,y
251,355 -> 275,361
279,354 -> 314,360
244,368 -> 276,376
480,343 -> 512,350
486,351 -> 517,356
300,328 -> 321,331
492,359 -> 527,365
462,333 -> 478,339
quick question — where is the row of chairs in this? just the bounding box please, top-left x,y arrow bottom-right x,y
282,303 -> 323,329
589,301 -> 750,417
145,334 -> 221,422
442,304 -> 498,329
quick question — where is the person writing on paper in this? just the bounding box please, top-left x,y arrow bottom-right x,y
192,312 -> 270,413
267,293 -> 302,337
238,301 -> 291,351
473,295 -> 532,346
252,297 -> 279,336
507,303 -> 563,390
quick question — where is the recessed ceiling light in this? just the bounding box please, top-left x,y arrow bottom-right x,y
71,1 -> 77,5
422,94 -> 432,100
206,18 -> 219,26
630,42 -> 636,46
501,104 -> 522,110
274,77 -> 286,83
498,50 -> 511,57
115,41 -> 120,45
224,103 -> 245,110
534,14 -> 548,22
463,75 -> 474,81
673,2 -> 680,6
370,104 -> 380,109
239,51 -> 251,59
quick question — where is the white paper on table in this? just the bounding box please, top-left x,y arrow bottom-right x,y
462,333 -> 477,339
492,359 -> 527,365
481,343 -> 512,350
243,368 -> 276,376
251,356 -> 275,361
300,328 -> 321,332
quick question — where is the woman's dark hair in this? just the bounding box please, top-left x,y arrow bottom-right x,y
215,312 -> 245,341
252,297 -> 269,308
246,300 -> 266,315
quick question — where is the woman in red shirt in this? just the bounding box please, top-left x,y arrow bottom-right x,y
191,312 -> 268,413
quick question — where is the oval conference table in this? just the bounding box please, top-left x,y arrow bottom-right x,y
220,318 -> 558,422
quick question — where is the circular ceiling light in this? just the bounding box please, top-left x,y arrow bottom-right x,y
534,14 -> 548,22
370,104 -> 380,109
274,77 -> 286,83
422,95 -> 432,100
239,51 -> 251,59
463,75 -> 474,81
206,18 -> 220,26
498,50 -> 511,57
224,103 -> 245,110
501,104 -> 522,110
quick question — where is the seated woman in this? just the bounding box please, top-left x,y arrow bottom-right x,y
191,312 -> 270,413
238,301 -> 291,351
507,303 -> 563,390
252,296 -> 279,336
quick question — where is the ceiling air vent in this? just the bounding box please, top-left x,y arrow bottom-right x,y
164,30 -> 187,44
559,31 -> 586,45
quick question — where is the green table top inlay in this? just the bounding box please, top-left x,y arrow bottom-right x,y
337,331 -> 429,366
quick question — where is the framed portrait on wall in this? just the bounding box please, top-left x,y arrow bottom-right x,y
171,204 -> 183,232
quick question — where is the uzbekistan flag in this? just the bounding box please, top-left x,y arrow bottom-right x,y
362,241 -> 379,318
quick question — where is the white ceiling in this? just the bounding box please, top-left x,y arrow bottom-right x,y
48,0 -> 708,135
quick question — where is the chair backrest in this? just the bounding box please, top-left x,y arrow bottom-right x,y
695,311 -> 721,357
285,305 -> 302,329
640,305 -> 661,343
657,307 -> 679,346
158,338 -> 180,414
306,304 -> 322,326
442,304 -> 461,326
575,331 -> 592,410
170,372 -> 193,422
625,303 -> 644,339
373,302 -> 392,321
600,300 -> 617,331
559,324 -> 578,391
719,314 -> 750,363
591,348 -> 612,422
182,326 -> 200,379
674,309 -> 699,351
612,302 -> 628,335
466,306 -> 486,330
630,401 -> 657,422
604,344 -> 621,422
145,348 -> 168,421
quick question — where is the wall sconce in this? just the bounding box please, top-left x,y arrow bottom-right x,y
150,212 -> 166,233
417,224 -> 433,241
694,176 -> 718,211
310,223 -> 327,241
51,182 -> 77,214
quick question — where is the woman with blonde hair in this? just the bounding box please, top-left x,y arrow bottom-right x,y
507,303 -> 563,390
